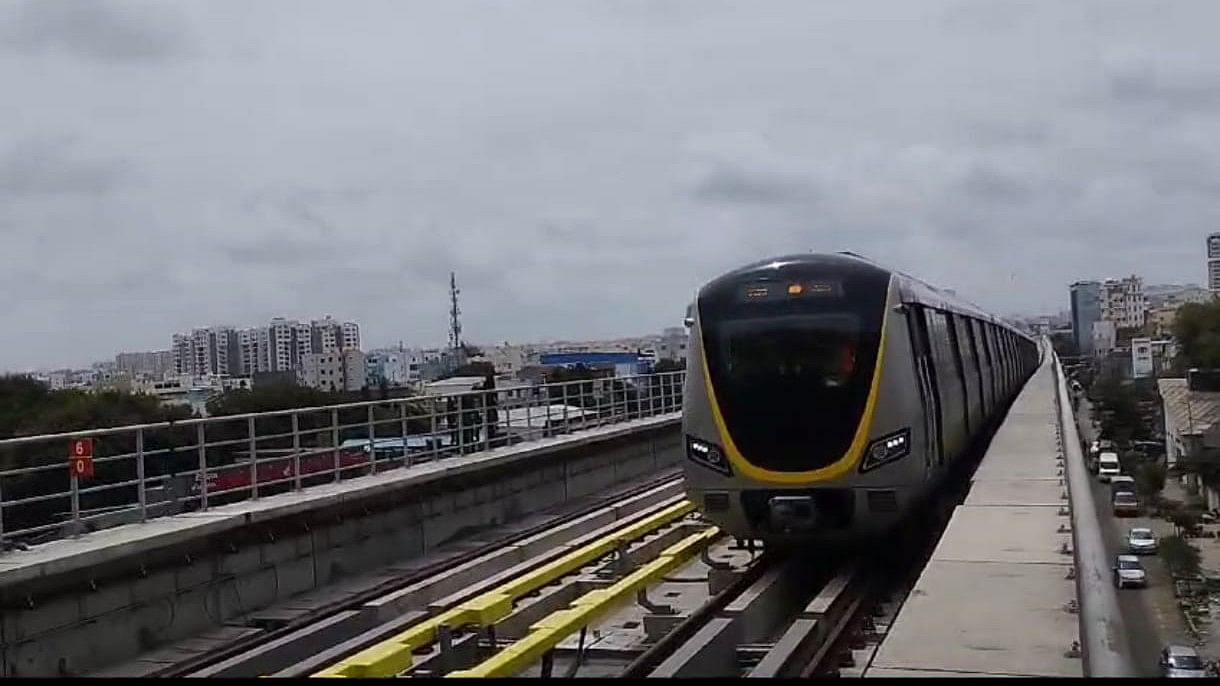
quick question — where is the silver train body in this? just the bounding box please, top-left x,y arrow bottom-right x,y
682,252 -> 1040,543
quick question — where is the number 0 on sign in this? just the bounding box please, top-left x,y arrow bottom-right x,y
69,438 -> 95,479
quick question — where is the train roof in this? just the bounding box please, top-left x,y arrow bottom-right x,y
699,252 -> 1033,342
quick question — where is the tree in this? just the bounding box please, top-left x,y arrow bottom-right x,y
1160,535 -> 1202,578
1136,462 -> 1167,499
1172,300 -> 1220,372
1049,332 -> 1078,360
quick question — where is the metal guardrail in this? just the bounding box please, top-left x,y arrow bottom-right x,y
0,371 -> 685,552
1050,347 -> 1135,677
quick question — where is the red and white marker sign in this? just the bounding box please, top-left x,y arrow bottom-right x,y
69,438 -> 94,479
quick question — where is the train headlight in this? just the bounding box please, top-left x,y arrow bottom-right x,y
860,428 -> 912,473
686,436 -> 732,476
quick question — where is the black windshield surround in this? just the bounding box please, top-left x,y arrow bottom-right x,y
699,255 -> 890,472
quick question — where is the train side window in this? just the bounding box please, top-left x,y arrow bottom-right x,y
941,311 -> 970,431
963,317 -> 986,408
908,305 -> 943,467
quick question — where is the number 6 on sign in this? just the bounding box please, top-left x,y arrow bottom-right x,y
69,438 -> 95,479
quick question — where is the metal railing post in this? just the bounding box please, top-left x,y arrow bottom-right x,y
399,401 -> 411,468
367,405 -> 377,475
70,469 -> 81,538
292,413 -> 302,491
197,423 -> 208,511
248,416 -> 259,499
0,474 -> 6,546
331,408 -> 341,483
429,400 -> 439,463
561,383 -> 569,435
525,396 -> 532,442
482,392 -> 490,452
136,428 -> 147,522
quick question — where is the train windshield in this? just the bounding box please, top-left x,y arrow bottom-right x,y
699,263 -> 889,472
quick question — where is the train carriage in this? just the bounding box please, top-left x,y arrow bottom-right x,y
682,252 -> 1039,543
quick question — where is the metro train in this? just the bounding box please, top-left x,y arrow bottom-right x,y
681,252 -> 1040,544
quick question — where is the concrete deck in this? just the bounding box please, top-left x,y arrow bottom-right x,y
866,356 -> 1083,678
0,415 -> 677,588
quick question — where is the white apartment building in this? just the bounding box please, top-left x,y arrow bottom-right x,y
298,349 -> 366,392
172,327 -> 237,376
1208,233 -> 1220,292
657,327 -> 688,362
299,352 -> 346,392
174,316 -> 362,378
1099,276 -> 1146,329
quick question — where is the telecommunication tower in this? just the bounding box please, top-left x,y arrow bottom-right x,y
448,272 -> 463,353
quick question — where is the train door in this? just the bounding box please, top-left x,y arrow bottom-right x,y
906,304 -> 943,471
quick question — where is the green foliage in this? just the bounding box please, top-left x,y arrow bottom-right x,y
1160,535 -> 1202,577
1088,374 -> 1160,449
1168,506 -> 1204,536
1172,300 -> 1220,372
1135,462 -> 1167,498
1049,332 -> 1077,359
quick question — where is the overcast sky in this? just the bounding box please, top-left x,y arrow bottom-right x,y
3,0 -> 1219,370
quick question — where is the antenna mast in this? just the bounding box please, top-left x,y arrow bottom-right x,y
448,272 -> 463,353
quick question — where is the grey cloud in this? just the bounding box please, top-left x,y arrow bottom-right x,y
0,135 -> 130,196
1108,64 -> 1220,111
1,0 -> 187,62
956,164 -> 1032,204
6,0 -> 1220,369
692,165 -> 818,206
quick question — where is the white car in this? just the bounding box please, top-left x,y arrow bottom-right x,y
1113,555 -> 1147,589
1160,644 -> 1209,678
1127,527 -> 1158,554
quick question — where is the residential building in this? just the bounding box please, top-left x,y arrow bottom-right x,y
114,350 -> 174,378
1130,338 -> 1175,379
1208,233 -> 1220,292
298,352 -> 345,392
657,327 -> 688,362
297,349 -> 367,392
341,349 -> 366,392
1092,319 -> 1117,356
1099,275 -> 1146,330
1158,370 -> 1220,511
366,349 -> 423,387
1069,281 -> 1101,356
172,327 -> 238,376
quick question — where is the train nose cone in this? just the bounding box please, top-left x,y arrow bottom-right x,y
768,495 -> 818,532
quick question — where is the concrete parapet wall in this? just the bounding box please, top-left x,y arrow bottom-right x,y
0,418 -> 680,677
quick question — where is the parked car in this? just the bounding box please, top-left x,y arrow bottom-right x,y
1127,527 -> 1158,554
1110,475 -> 1136,497
1097,452 -> 1121,483
1113,554 -> 1147,589
1159,644 -> 1208,678
1113,491 -> 1140,517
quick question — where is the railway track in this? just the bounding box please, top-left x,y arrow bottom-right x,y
152,469 -> 687,678
161,415 -> 988,679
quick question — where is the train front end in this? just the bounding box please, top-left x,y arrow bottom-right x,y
682,253 -> 904,544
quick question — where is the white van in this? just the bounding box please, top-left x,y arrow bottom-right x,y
1098,452 -> 1121,483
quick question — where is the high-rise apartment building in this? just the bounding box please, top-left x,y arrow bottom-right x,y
173,316 -> 362,379
1069,281 -> 1101,356
172,327 -> 238,376
1208,233 -> 1220,292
